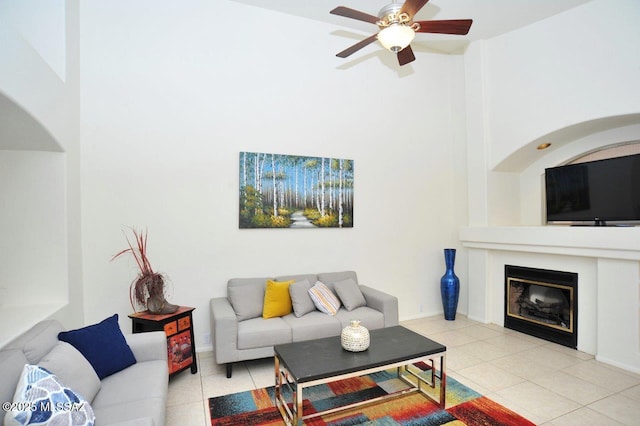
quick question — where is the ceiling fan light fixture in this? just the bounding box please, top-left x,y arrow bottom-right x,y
378,24 -> 415,52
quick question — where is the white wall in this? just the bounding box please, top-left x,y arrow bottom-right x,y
79,0 -> 469,347
0,151 -> 67,302
0,0 -> 66,81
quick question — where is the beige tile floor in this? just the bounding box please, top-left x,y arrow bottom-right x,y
166,315 -> 640,425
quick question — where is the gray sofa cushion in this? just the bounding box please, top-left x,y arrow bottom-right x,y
228,277 -> 270,321
275,274 -> 318,285
91,360 -> 167,426
0,350 -> 28,422
39,341 -> 101,402
288,279 -> 315,317
334,278 -> 367,311
317,271 -> 358,286
237,317 -> 291,349
283,312 -> 342,342
92,398 -> 165,426
335,307 -> 385,331
3,320 -> 64,364
92,360 -> 167,406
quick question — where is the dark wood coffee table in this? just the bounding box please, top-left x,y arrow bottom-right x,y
274,326 -> 446,425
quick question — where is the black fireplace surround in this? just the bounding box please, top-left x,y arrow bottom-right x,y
504,265 -> 578,349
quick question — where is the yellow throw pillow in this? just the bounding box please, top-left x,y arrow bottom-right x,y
262,279 -> 294,319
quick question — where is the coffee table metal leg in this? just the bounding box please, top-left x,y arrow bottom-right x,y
275,355 -> 292,425
295,382 -> 303,426
274,355 -> 283,420
439,353 -> 446,408
274,356 -> 278,392
274,355 -> 304,426
397,353 -> 446,409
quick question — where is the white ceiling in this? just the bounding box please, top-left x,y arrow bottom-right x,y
232,0 -> 592,53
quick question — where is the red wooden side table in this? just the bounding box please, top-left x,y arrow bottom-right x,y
128,306 -> 197,376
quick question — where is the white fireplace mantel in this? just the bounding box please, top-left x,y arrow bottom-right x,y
460,226 -> 640,374
460,226 -> 640,260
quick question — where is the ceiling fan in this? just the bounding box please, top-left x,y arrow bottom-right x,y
330,0 -> 472,66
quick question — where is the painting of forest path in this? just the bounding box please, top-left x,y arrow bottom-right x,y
239,152 -> 354,229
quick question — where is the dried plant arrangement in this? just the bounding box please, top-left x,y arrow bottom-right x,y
112,227 -> 178,314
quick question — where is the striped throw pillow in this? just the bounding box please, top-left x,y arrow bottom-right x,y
308,281 -> 342,315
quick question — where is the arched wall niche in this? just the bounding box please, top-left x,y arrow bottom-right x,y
0,91 -> 63,151
483,114 -> 640,226
494,114 -> 640,173
516,115 -> 640,225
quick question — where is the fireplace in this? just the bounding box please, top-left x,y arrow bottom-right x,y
504,265 -> 577,349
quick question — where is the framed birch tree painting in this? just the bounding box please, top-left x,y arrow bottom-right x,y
239,152 -> 354,229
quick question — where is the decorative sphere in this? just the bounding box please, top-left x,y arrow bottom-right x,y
341,320 -> 370,352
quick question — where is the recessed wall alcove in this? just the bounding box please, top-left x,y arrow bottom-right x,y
0,93 -> 68,346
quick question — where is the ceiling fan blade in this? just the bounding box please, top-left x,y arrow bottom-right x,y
330,6 -> 379,24
399,0 -> 430,20
414,19 -> 473,35
397,45 -> 416,66
336,34 -> 378,58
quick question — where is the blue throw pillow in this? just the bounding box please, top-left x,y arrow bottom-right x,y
58,314 -> 136,379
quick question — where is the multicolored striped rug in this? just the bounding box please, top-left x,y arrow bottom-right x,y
208,362 -> 535,425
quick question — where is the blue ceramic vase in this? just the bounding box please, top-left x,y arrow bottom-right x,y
440,248 -> 460,321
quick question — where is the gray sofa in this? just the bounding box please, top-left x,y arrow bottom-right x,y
0,319 -> 168,426
210,271 -> 399,378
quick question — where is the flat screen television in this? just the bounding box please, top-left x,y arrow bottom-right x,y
545,153 -> 640,225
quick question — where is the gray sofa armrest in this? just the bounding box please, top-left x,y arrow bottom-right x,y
210,297 -> 239,365
359,285 -> 399,327
125,331 -> 167,363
